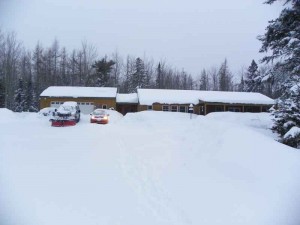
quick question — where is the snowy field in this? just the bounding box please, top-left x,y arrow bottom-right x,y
0,109 -> 300,225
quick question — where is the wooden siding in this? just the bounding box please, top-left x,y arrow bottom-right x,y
117,104 -> 138,115
40,97 -> 116,110
138,105 -> 148,112
138,103 -> 201,114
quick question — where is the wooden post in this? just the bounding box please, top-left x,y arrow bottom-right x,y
223,104 -> 226,112
243,105 -> 245,112
204,104 -> 207,115
260,105 -> 263,112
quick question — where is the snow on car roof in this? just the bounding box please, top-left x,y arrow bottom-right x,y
61,101 -> 78,107
116,93 -> 138,103
137,89 -> 274,105
40,86 -> 118,98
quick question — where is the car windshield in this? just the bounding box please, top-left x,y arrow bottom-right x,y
93,110 -> 105,115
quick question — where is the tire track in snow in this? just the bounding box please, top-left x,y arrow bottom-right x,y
117,136 -> 192,225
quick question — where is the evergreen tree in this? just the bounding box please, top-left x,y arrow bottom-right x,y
199,69 -> 209,90
130,57 -> 146,92
259,0 -> 300,148
91,57 -> 115,87
244,60 -> 261,92
13,78 -> 26,112
273,82 -> 300,148
24,78 -> 38,112
156,63 -> 163,88
238,75 -> 245,92
218,59 -> 232,91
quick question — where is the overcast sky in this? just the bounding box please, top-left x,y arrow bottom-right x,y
0,0 -> 282,76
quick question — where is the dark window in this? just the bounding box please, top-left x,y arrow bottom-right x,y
246,107 -> 253,112
179,106 -> 187,113
171,105 -> 178,112
102,104 -> 107,109
228,107 -> 240,112
162,105 -> 169,111
215,106 -> 223,112
147,105 -> 153,110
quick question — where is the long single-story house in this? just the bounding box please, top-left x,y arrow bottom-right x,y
40,86 -> 118,114
136,88 -> 274,115
39,86 -> 274,115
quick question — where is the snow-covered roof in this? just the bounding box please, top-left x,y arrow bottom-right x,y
40,86 -> 118,98
138,89 -> 201,105
116,93 -> 138,104
137,89 -> 274,105
198,91 -> 274,105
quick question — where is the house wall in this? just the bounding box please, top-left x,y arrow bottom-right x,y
204,103 -> 272,115
40,97 -> 117,110
138,103 -> 201,114
117,104 -> 138,115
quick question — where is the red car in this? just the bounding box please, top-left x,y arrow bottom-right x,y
90,109 -> 109,124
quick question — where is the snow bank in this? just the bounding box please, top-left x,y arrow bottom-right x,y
0,108 -> 15,122
103,109 -> 123,124
121,111 -> 198,123
39,107 -> 56,116
205,112 -> 273,132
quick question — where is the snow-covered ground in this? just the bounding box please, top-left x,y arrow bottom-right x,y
0,109 -> 300,225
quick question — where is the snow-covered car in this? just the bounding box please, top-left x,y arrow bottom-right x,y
90,109 -> 109,124
51,101 -> 81,126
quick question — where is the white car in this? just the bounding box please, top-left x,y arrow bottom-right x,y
51,101 -> 81,126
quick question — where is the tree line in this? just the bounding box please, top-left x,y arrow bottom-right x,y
0,28 -> 285,113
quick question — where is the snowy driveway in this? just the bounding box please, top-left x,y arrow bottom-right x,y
1,110 -> 300,225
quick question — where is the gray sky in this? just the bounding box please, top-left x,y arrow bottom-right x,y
0,0 -> 282,76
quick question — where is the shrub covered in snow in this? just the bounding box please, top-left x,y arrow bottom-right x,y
283,126 -> 300,149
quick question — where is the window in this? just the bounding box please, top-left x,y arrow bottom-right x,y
171,105 -> 178,112
215,106 -> 223,112
246,107 -> 253,112
147,105 -> 153,110
56,102 -> 59,104
90,102 -> 94,105
102,104 -> 107,109
86,103 -> 90,105
179,106 -> 187,113
162,105 -> 169,111
228,107 -> 240,112
51,101 -> 55,104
